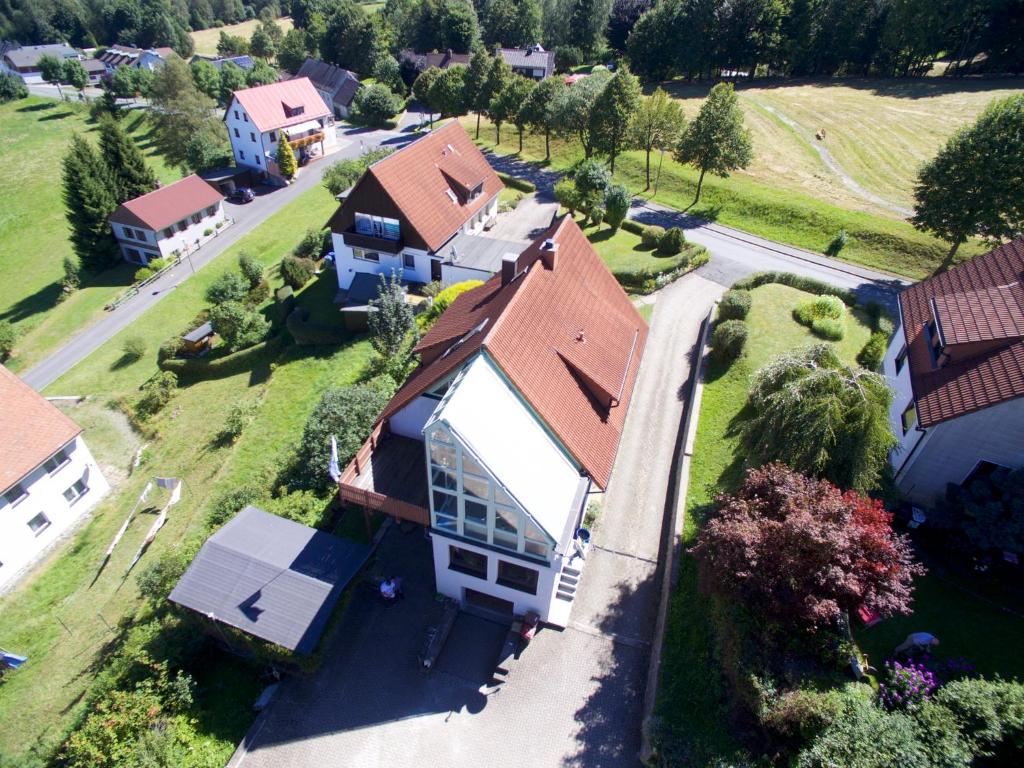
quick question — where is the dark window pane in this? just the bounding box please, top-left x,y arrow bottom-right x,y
449,546 -> 487,579
433,490 -> 457,516
463,475 -> 489,500
465,499 -> 487,524
497,560 -> 538,594
431,467 -> 457,491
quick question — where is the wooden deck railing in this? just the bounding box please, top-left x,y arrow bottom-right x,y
339,424 -> 430,527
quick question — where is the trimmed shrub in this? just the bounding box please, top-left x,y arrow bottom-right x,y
825,229 -> 848,257
857,331 -> 888,370
733,272 -> 856,306
620,219 -> 644,236
589,204 -> 606,227
238,252 -> 263,287
812,317 -> 846,340
121,335 -> 146,362
641,225 -> 665,249
159,334 -> 287,380
0,320 -> 17,361
718,289 -> 752,320
134,266 -> 155,282
246,278 -> 270,307
205,270 -> 249,304
209,300 -> 271,351
604,184 -> 631,231
294,227 -> 327,260
657,226 -> 686,256
554,177 -> 581,213
280,255 -> 316,289
794,295 -> 847,339
712,319 -> 748,363
496,172 -> 536,193
158,336 -> 183,363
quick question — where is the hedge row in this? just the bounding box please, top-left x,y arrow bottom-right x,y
620,219 -> 644,236
286,308 -> 349,346
612,244 -> 708,293
496,172 -> 537,193
732,271 -> 857,306
158,333 -> 287,380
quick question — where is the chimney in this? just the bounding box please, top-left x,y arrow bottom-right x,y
541,238 -> 558,270
501,252 -> 520,285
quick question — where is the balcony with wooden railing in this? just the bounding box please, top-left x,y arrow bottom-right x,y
288,131 -> 325,149
339,422 -> 430,527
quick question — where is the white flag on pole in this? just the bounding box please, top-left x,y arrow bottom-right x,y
329,435 -> 341,482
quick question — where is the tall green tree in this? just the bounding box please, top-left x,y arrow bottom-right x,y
488,73 -> 531,145
218,60 -> 247,105
250,25 -> 277,59
62,135 -> 119,272
190,58 -> 221,100
368,270 -> 418,370
674,82 -> 752,204
566,0 -> 614,55
277,28 -> 311,73
277,135 -> 298,180
428,66 -> 469,118
590,64 -> 641,173
518,75 -> 565,162
913,93 -> 1024,266
149,56 -> 226,172
551,67 -> 611,158
480,0 -> 542,48
63,59 -> 89,93
98,117 -> 157,203
628,87 -> 685,189
38,54 -> 66,99
498,75 -> 536,151
412,65 -> 442,125
247,59 -> 279,86
464,50 -> 492,139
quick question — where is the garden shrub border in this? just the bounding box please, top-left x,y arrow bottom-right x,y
158,333 -> 287,380
496,172 -> 536,193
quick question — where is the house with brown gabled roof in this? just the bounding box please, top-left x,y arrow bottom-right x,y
884,236 -> 1024,506
0,366 -> 110,589
338,216 -> 648,626
108,174 -> 226,265
224,77 -> 335,185
328,121 -> 514,292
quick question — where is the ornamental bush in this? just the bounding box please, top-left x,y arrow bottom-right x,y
238,251 -> 263,287
209,300 -> 271,351
657,226 -> 686,255
880,661 -> 938,711
794,294 -> 847,340
711,319 -> 747,363
641,225 -> 665,249
135,371 -> 178,419
205,270 -> 249,304
0,320 -> 17,361
121,335 -> 146,362
857,331 -> 889,370
718,289 -> 752,320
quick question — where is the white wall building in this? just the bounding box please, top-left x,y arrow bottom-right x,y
884,237 -> 1024,507
0,366 -> 110,590
224,77 -> 335,186
327,121 -> 507,292
108,174 -> 227,265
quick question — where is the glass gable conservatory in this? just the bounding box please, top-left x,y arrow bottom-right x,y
425,423 -> 555,561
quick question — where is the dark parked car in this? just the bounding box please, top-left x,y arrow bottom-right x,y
227,186 -> 255,203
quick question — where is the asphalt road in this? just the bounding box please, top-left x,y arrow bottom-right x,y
22,122 -> 417,392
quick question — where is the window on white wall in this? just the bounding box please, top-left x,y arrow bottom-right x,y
403,253 -> 415,269
43,446 -> 72,474
3,484 -> 27,507
895,345 -> 908,374
27,513 -> 50,536
901,401 -> 917,434
163,227 -> 173,238
250,132 -> 255,142
63,478 -> 88,505
234,127 -> 240,138
353,249 -> 380,262
497,560 -> 538,594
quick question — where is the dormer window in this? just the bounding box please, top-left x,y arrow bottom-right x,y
469,182 -> 483,201
282,101 -> 305,118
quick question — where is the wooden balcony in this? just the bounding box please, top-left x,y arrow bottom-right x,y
289,131 -> 325,149
339,423 -> 430,527
342,228 -> 404,254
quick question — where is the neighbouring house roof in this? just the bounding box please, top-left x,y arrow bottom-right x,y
0,365 -> 81,495
191,53 -> 255,71
430,354 -> 587,541
377,215 -> 648,489
899,236 -> 1024,428
227,77 -> 331,133
327,121 -> 502,253
399,49 -> 470,72
169,506 -> 371,654
109,174 -> 223,233
296,57 -> 360,107
98,45 -> 142,67
182,322 -> 214,343
4,43 -> 78,69
498,46 -> 554,75
82,58 -> 107,74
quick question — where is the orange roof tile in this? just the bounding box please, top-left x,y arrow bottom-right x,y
0,366 -> 81,494
227,77 -> 330,133
378,217 -> 648,488
327,122 -> 502,253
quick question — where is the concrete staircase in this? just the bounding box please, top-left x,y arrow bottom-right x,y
555,561 -> 581,603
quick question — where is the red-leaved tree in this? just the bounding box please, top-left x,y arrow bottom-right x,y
692,464 -> 924,631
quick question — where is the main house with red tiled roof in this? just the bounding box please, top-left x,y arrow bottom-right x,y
328,121 -> 514,291
108,174 -> 226,265
339,216 -> 647,626
884,236 -> 1024,506
224,77 -> 335,186
0,366 -> 110,589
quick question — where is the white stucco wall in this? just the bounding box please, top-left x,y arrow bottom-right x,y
882,328 -> 924,473
113,203 -> 226,264
895,398 -> 1024,507
226,99 -> 335,180
389,395 -> 440,440
331,235 -> 432,290
0,435 -> 110,590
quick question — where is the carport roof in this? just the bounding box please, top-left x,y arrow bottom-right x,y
169,506 -> 371,654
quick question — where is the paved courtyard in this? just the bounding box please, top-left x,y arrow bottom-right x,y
229,275 -> 721,768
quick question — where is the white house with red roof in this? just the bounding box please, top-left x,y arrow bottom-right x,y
224,77 -> 335,186
884,236 -> 1024,506
338,216 -> 647,626
327,121 -> 512,291
108,174 -> 226,265
0,366 -> 109,589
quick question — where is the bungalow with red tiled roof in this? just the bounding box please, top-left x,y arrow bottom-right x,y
328,121 -> 519,292
224,77 -> 335,186
884,236 -> 1024,506
339,215 -> 648,626
0,366 -> 110,589
108,174 -> 226,265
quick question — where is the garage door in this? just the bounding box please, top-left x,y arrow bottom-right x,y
463,588 -> 514,624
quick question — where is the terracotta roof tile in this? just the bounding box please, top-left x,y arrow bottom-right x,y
327,122 -> 501,253
109,174 -> 223,232
227,77 -> 330,133
899,237 -> 1024,427
0,366 -> 81,494
378,217 -> 648,488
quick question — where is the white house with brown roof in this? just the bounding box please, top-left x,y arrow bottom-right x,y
327,121 -> 509,291
0,366 -> 109,590
224,77 -> 335,186
884,237 -> 1024,507
108,174 -> 226,265
339,217 -> 647,626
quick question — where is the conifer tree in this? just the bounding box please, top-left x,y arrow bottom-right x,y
277,135 -> 298,180
62,135 -> 119,272
99,117 -> 157,203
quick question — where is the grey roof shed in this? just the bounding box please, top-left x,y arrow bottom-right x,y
169,506 -> 371,654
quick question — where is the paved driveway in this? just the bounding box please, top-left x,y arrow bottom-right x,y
229,274 -> 720,768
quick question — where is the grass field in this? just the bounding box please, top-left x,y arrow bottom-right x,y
189,16 -> 294,56
462,114 -> 984,279
0,98 -> 180,372
659,78 -> 1024,219
0,184 -> 358,762
658,283 -> 1024,761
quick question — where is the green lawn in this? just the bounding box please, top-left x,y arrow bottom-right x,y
0,98 -> 181,372
189,17 -> 294,56
0,184 -> 366,762
462,115 -> 985,279
657,284 -> 873,762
